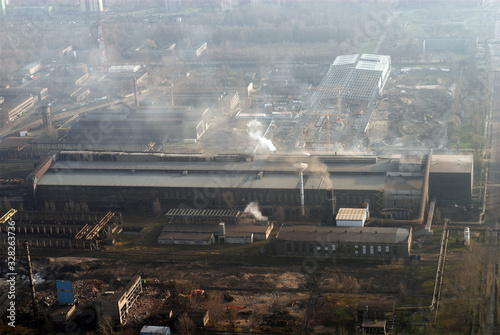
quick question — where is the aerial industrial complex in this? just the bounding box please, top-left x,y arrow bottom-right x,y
27,150 -> 472,222
0,0 -> 497,333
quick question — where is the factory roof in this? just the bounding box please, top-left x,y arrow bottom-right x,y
318,53 -> 390,100
162,224 -> 220,233
277,225 -> 411,244
166,208 -> 240,218
161,223 -> 271,235
50,156 -> 391,175
158,231 -> 213,241
336,208 -> 367,221
37,170 -> 387,191
430,154 -> 473,174
384,176 -> 423,192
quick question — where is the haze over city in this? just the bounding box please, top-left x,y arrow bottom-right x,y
0,0 -> 499,334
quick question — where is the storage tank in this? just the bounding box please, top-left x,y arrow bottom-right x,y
464,227 -> 470,246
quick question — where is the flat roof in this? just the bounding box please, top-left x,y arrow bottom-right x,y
336,208 -> 367,221
161,223 -> 271,235
158,231 -> 213,241
166,208 -> 240,218
332,54 -> 359,66
277,225 -> 411,244
50,157 -> 391,174
430,154 -> 473,174
37,170 -> 387,191
320,54 -> 391,100
384,176 -> 423,192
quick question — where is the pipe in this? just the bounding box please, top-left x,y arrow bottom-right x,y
133,77 -> 139,108
300,171 -> 305,216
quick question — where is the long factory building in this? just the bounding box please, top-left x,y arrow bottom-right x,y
26,151 -> 473,223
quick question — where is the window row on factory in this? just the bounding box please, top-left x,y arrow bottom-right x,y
285,242 -> 399,257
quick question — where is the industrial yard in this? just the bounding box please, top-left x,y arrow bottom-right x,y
0,0 -> 499,334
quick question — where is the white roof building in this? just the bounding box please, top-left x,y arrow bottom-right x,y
336,207 -> 369,227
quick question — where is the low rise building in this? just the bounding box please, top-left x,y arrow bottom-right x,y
98,275 -> 142,324
276,226 -> 412,260
429,154 -> 473,203
356,300 -> 395,335
336,208 -> 369,227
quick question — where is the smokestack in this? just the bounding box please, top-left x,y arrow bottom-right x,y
133,77 -> 139,108
24,241 -> 38,320
170,84 -> 175,106
293,163 -> 309,216
41,105 -> 52,134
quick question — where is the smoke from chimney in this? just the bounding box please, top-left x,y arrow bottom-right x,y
247,120 -> 276,152
244,202 -> 268,221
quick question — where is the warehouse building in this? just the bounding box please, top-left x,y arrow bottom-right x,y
422,37 -> 475,54
316,54 -> 391,102
66,106 -> 211,146
0,87 -> 48,102
429,155 -> 473,203
275,226 -> 412,260
1,94 -> 35,122
336,208 -> 369,227
27,151 -> 472,223
158,209 -> 273,244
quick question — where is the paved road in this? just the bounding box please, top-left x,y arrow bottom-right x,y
483,69 -> 500,335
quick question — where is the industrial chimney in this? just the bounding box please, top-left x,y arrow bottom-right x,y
133,77 -> 139,108
41,105 -> 52,134
293,163 -> 308,216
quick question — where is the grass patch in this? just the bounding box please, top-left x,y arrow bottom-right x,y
459,120 -> 474,149
361,39 -> 379,54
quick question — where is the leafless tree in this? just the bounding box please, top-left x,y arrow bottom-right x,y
97,315 -> 115,335
206,291 -> 224,327
153,199 -> 162,222
276,206 -> 285,224
3,196 -> 11,211
176,313 -> 195,335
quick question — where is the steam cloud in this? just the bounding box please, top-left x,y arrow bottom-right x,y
247,120 -> 276,152
244,202 -> 268,221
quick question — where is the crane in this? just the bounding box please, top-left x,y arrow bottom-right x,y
304,85 -> 350,151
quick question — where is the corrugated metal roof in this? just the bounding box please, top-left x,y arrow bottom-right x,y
165,208 -> 240,218
336,208 -> 367,221
37,170 -> 387,191
158,231 -> 213,241
277,225 -> 411,244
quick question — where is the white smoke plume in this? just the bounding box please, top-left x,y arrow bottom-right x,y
244,202 -> 268,221
247,120 -> 276,152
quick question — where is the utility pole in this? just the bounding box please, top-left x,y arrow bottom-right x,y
97,18 -> 108,71
24,241 -> 38,320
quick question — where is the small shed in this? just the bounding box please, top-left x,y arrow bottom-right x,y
140,326 -> 171,335
336,208 -> 368,227
187,309 -> 209,328
50,305 -> 76,323
19,129 -> 29,137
